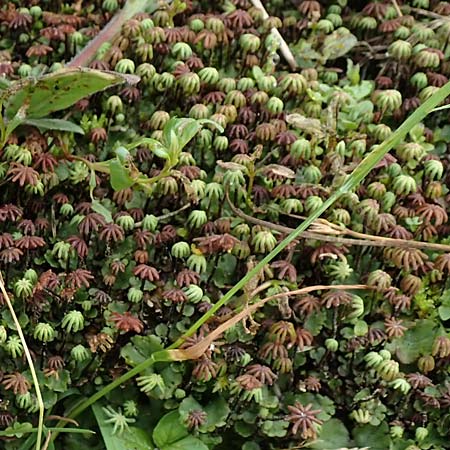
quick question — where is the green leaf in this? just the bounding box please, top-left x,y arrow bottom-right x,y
92,404 -> 153,450
353,423 -> 391,450
158,364 -> 184,399
251,66 -> 264,81
203,396 -> 230,431
242,443 -> 260,450
294,40 -> 322,66
2,310 -> 29,330
213,254 -> 238,288
179,396 -> 230,433
309,419 -> 350,449
438,291 -> 450,320
23,118 -> 85,134
161,117 -> 223,156
3,68 -> 135,120
175,119 -> 201,151
115,146 -> 131,164
121,428 -> 154,450
153,411 -> 188,448
344,81 -> 374,100
2,422 -> 33,438
109,159 -> 135,191
162,435 -> 208,450
322,29 -> 357,60
128,137 -> 170,159
43,369 -> 70,393
121,335 -> 164,367
387,319 -> 439,364
0,77 -> 11,89
151,144 -> 170,159
4,108 -> 28,141
304,310 -> 327,336
258,387 -> 279,409
234,421 -> 254,438
439,305 -> 450,321
163,118 -> 181,153
354,320 -> 368,336
261,420 -> 289,437
91,200 -> 113,223
179,397 -> 202,422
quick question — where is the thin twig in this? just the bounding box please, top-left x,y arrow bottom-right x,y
407,6 -> 450,20
293,213 -> 450,253
250,284 -> 369,304
167,284 -> 369,361
226,192 -> 450,253
46,415 -> 79,427
0,274 -> 44,450
391,0 -> 403,17
156,202 -> 191,221
133,202 -> 191,228
67,0 -> 160,67
42,430 -> 52,450
249,280 -> 273,298
249,0 -> 297,71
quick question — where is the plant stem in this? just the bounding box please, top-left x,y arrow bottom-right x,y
133,203 -> 191,228
67,0 -> 159,68
0,274 -> 44,450
250,0 -> 297,71
391,0 -> 403,17
227,193 -> 450,253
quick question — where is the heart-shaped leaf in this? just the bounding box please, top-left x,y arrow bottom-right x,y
153,411 -> 188,448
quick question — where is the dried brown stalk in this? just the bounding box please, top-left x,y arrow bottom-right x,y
249,0 -> 297,71
67,0 -> 160,67
168,284 -> 368,361
226,192 -> 450,253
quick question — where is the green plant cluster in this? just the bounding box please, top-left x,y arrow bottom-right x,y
0,0 -> 450,449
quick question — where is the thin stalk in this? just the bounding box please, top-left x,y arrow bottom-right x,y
133,203 -> 191,228
67,0 -> 159,68
391,0 -> 403,17
0,274 -> 44,450
250,0 -> 297,70
41,432 -> 51,450
226,197 -> 450,253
